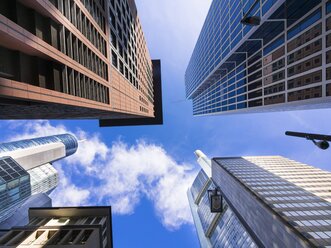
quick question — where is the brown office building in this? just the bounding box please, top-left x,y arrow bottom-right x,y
0,0 -> 162,126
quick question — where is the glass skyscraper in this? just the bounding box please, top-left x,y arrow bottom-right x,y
188,150 -> 331,247
188,151 -> 257,248
0,157 -> 31,224
0,193 -> 52,229
185,0 -> 331,116
0,134 -> 78,156
0,134 -> 78,227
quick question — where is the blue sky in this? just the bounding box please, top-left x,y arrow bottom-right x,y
2,0 -> 331,247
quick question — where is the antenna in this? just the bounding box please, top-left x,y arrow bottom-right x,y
78,139 -> 87,144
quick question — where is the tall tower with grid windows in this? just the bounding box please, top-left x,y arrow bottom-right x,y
185,0 -> 331,116
188,150 -> 331,247
0,134 -> 78,228
0,0 -> 162,126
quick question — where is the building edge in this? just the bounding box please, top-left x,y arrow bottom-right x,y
99,59 -> 163,127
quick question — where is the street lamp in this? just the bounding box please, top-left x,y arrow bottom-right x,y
285,131 -> 331,150
207,187 -> 223,213
241,0 -> 261,26
241,16 -> 261,26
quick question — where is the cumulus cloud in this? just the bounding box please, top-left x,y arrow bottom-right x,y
51,166 -> 90,206
6,121 -> 197,230
91,141 -> 197,230
66,130 -> 109,172
6,120 -> 69,141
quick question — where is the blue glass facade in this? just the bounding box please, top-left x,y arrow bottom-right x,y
211,208 -> 257,248
0,134 -> 78,156
191,170 -> 209,201
0,193 -> 51,229
197,183 -> 219,234
185,0 -> 260,97
186,0 -> 330,116
0,157 -> 31,223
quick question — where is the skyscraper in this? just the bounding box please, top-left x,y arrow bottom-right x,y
0,0 -> 162,126
0,193 -> 52,229
188,150 -> 331,247
185,0 -> 331,116
0,206 -> 113,248
0,134 -> 78,227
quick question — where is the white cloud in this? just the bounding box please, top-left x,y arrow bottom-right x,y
51,166 -> 90,206
6,121 -> 197,230
92,141 -> 197,230
6,120 -> 69,141
66,130 -> 109,172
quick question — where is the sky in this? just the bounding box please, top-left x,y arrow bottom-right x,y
1,0 -> 331,247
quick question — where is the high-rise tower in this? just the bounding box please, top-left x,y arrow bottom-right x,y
0,0 -> 162,126
185,0 -> 331,116
188,150 -> 331,247
0,134 -> 78,227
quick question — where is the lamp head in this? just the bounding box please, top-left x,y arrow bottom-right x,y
241,16 -> 261,26
208,188 -> 223,213
314,140 -> 330,150
210,195 -> 223,213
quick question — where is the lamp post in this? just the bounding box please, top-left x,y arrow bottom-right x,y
285,131 -> 331,150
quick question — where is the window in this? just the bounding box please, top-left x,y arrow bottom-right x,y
248,99 -> 262,107
264,36 -> 285,56
110,30 -> 117,48
248,90 -> 262,99
327,84 -> 331,96
0,231 -> 21,245
111,50 -> 118,68
327,67 -> 331,80
79,230 -> 93,244
248,80 -> 262,91
63,230 -> 81,245
47,230 -> 70,245
119,60 -> 124,74
288,9 -> 322,39
264,94 -> 285,105
288,86 -> 322,102
264,82 -> 285,95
